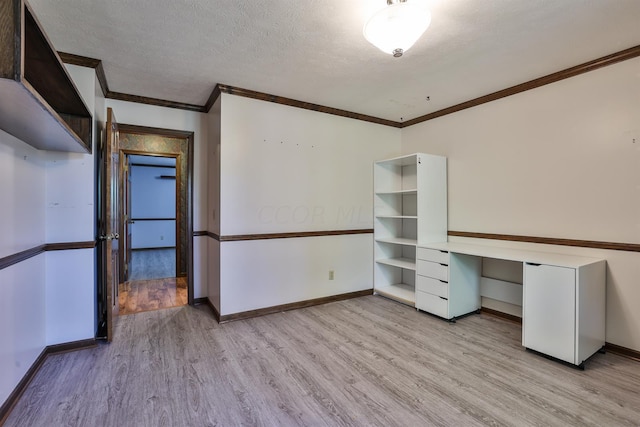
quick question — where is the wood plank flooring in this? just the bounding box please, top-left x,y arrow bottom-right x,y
118,277 -> 187,315
129,248 -> 176,281
5,296 -> 640,426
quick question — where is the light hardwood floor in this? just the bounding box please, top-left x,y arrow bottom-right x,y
5,296 -> 640,426
118,277 -> 187,315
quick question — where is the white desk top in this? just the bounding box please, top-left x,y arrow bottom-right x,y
421,241 -> 604,268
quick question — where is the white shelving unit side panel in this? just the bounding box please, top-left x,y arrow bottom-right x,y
576,260 -> 606,364
417,153 -> 448,244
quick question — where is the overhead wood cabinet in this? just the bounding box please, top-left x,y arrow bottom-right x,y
373,153 -> 447,306
0,0 -> 91,152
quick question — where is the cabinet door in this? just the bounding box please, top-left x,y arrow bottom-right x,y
523,264 -> 576,364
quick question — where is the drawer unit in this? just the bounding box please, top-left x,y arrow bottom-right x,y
416,291 -> 449,319
417,259 -> 448,281
416,250 -> 481,321
417,247 -> 449,264
416,275 -> 448,298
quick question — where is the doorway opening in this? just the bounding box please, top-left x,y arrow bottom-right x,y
126,154 -> 177,281
117,125 -> 194,316
119,154 -> 187,314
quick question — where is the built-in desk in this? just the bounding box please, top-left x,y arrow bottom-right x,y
418,241 -> 606,368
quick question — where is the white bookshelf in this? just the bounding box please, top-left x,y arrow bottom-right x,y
373,153 -> 447,306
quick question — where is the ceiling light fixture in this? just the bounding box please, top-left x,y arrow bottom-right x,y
363,0 -> 431,58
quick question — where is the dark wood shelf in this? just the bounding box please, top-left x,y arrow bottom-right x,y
0,0 -> 91,153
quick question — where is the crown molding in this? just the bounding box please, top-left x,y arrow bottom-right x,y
106,91 -> 203,112
402,44 -> 640,127
203,84 -> 222,113
58,51 -> 109,97
59,43 -> 640,126
216,84 -> 402,127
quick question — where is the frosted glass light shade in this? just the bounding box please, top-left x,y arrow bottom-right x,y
363,1 -> 431,57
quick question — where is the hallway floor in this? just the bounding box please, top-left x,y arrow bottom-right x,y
118,277 -> 187,315
129,248 -> 176,280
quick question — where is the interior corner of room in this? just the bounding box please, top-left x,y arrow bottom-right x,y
1,0 -> 640,423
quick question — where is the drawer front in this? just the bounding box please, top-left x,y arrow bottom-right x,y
417,247 -> 450,264
417,260 -> 449,281
416,291 -> 449,319
416,275 -> 448,298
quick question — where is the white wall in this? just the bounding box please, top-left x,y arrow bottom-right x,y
0,257 -> 46,406
1,64 -> 100,407
46,65 -> 96,244
43,64 -> 99,346
104,99 -> 209,298
220,235 -> 373,314
0,130 -> 46,407
130,165 -> 176,219
218,94 -> 401,315
401,57 -> 640,351
45,249 -> 95,345
0,131 -> 45,257
220,95 -> 400,235
130,164 -> 176,249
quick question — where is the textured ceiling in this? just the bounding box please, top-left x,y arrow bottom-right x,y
29,0 -> 640,122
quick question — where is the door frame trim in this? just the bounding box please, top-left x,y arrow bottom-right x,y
117,124 -> 195,305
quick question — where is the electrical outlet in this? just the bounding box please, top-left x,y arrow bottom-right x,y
329,270 -> 334,280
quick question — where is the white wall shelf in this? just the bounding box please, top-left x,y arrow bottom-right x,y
376,257 -> 417,271
375,189 -> 418,195
375,237 -> 417,247
0,0 -> 92,153
375,284 -> 415,305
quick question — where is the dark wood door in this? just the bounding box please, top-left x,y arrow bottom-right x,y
104,107 -> 120,342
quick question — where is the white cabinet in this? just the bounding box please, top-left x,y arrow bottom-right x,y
416,248 -> 481,320
523,261 -> 606,367
373,153 -> 447,306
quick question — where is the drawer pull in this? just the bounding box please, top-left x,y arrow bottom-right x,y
440,263 -> 448,267
439,296 -> 448,300
440,250 -> 449,254
526,262 -> 541,266
440,280 -> 447,283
